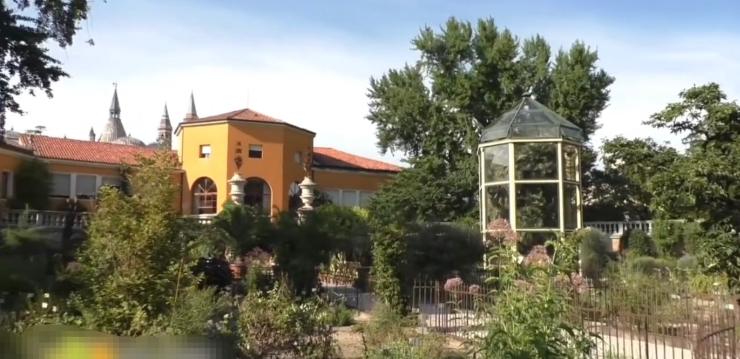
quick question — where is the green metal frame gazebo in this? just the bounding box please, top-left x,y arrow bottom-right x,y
479,96 -> 584,245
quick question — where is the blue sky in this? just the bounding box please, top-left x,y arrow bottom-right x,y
7,0 -> 740,164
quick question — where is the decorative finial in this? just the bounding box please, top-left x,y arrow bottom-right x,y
110,84 -> 121,117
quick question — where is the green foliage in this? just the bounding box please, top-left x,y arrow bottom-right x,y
314,204 -> 371,264
587,137 -> 679,221
370,225 -> 408,315
272,212 -> 336,296
212,203 -> 273,255
647,83 -> 739,229
164,286 -> 232,336
577,228 -> 612,281
676,254 -> 698,272
0,211 -> 53,302
365,334 -> 450,359
480,245 -> 595,358
11,159 -> 51,209
625,229 -> 657,257
359,303 -> 417,355
652,220 -> 702,257
0,1 -> 89,117
73,152 -> 221,335
405,222 -> 484,281
325,303 -> 355,327
237,283 -> 336,358
697,226 -> 739,292
367,17 -> 612,223
628,256 -> 673,277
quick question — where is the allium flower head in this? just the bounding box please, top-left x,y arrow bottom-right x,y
444,276 -> 464,292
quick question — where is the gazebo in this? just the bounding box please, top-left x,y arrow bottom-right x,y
479,96 -> 584,247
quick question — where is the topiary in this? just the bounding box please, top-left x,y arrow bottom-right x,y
625,229 -> 657,257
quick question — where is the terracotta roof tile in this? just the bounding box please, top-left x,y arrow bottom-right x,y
313,147 -> 401,173
182,108 -> 315,134
20,135 -> 161,166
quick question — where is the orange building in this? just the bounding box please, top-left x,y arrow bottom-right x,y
0,89 -> 400,216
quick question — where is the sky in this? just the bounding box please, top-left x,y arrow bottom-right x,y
6,0 -> 740,165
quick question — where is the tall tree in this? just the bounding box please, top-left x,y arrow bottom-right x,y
586,137 -> 679,221
646,83 -> 739,228
647,83 -> 739,291
0,0 -> 89,138
367,17 -> 613,224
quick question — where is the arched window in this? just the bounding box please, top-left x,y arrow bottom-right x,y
192,177 -> 218,214
244,178 -> 271,213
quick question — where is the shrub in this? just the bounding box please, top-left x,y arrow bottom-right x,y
653,220 -> 703,257
326,303 -> 355,327
272,212 -> 338,296
237,283 -> 336,358
359,302 -> 414,353
11,159 -> 51,210
628,256 -> 673,276
365,334 -> 449,359
625,229 -> 657,257
314,205 -> 371,264
405,222 -> 484,281
480,247 -> 595,358
370,225 -> 408,315
212,203 -> 273,255
676,254 -> 698,273
577,228 -> 612,281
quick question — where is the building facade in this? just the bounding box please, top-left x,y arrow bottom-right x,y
0,88 -> 400,216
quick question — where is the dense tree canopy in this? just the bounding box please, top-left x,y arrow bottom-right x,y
0,0 -> 89,135
585,137 -> 680,221
646,83 -> 739,228
367,17 -> 613,224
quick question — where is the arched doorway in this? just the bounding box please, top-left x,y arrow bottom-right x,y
192,177 -> 217,214
244,177 -> 271,213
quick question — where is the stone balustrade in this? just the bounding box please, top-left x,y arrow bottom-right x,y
1,210 -> 89,229
584,220 -> 656,236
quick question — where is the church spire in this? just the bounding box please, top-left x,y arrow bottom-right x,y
158,103 -> 172,149
99,84 -> 127,142
89,127 -> 96,141
110,84 -> 121,118
184,92 -> 198,121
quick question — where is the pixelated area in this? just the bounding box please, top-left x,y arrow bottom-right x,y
0,325 -> 234,359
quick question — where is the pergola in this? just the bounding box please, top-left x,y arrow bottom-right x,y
479,96 -> 584,247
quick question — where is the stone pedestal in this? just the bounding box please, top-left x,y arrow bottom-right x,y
228,172 -> 246,205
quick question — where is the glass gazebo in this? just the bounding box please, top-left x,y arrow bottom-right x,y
479,96 -> 584,248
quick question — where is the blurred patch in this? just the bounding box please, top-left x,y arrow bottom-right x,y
0,325 -> 234,359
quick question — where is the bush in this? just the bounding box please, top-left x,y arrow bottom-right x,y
237,284 -> 336,358
676,254 -> 698,273
212,203 -> 273,255
625,229 -> 657,257
314,204 -> 371,264
480,247 -> 595,358
325,303 -> 355,327
370,225 -> 408,315
577,228 -> 612,281
628,256 -> 673,276
653,220 -> 703,257
11,159 -> 51,210
359,303 -> 415,353
405,222 -> 484,281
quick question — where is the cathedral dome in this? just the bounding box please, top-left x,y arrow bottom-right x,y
112,135 -> 146,147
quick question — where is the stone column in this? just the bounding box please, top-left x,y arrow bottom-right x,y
228,172 -> 246,205
297,176 -> 316,222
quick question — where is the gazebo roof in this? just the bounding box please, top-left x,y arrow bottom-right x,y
481,97 -> 584,143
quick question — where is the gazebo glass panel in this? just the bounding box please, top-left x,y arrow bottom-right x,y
484,145 -> 509,182
485,185 -> 509,224
516,184 -> 558,228
514,143 -> 557,179
563,144 -> 578,181
564,184 -> 578,229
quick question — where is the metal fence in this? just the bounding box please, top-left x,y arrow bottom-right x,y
411,279 -> 738,358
